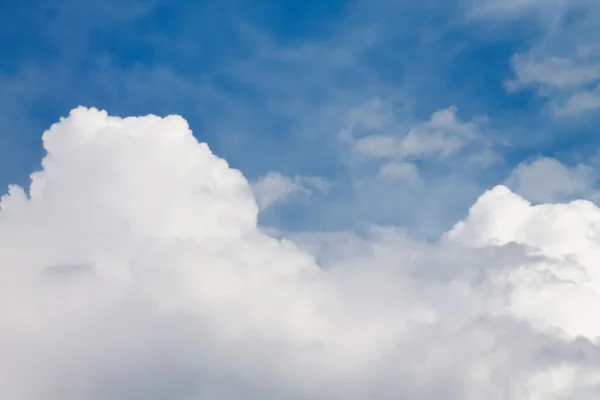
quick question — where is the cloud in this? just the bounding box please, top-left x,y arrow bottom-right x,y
349,106 -> 483,160
340,104 -> 493,192
379,161 -> 420,183
447,184 -> 600,341
251,172 -> 331,209
1,0 -> 527,237
477,0 -> 600,116
506,51 -> 600,116
507,53 -> 600,91
554,87 -> 600,116
3,108 -> 600,399
467,0 -> 567,20
505,157 -> 596,203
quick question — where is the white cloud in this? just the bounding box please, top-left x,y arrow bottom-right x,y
505,157 -> 596,203
4,108 -> 600,399
447,184 -> 600,340
251,172 -> 331,209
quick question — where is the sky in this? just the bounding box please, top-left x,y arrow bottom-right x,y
3,0 -> 600,236
3,0 -> 600,399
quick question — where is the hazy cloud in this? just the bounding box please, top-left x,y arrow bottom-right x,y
505,157 -> 596,203
251,172 -> 331,209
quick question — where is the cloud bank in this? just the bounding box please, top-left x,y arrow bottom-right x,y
2,108 -> 600,399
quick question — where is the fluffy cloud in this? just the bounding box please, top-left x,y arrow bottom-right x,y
3,108 -> 600,399
447,185 -> 600,341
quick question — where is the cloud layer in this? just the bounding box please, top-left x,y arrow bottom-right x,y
2,108 -> 600,399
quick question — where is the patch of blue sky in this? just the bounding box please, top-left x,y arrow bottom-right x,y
1,0 -> 599,235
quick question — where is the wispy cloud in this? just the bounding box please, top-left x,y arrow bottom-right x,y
1,0 -> 598,233
346,106 -> 486,161
251,172 -> 332,209
379,161 -> 420,182
505,156 -> 597,203
474,0 -> 600,117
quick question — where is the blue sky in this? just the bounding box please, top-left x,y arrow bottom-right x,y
2,0 -> 600,236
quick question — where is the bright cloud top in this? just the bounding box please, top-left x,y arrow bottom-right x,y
2,108 -> 600,399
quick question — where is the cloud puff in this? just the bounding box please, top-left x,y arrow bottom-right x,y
3,107 -> 600,399
447,185 -> 600,341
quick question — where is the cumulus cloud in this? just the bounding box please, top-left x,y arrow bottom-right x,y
505,157 -> 596,203
447,185 -> 600,341
3,107 -> 600,399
